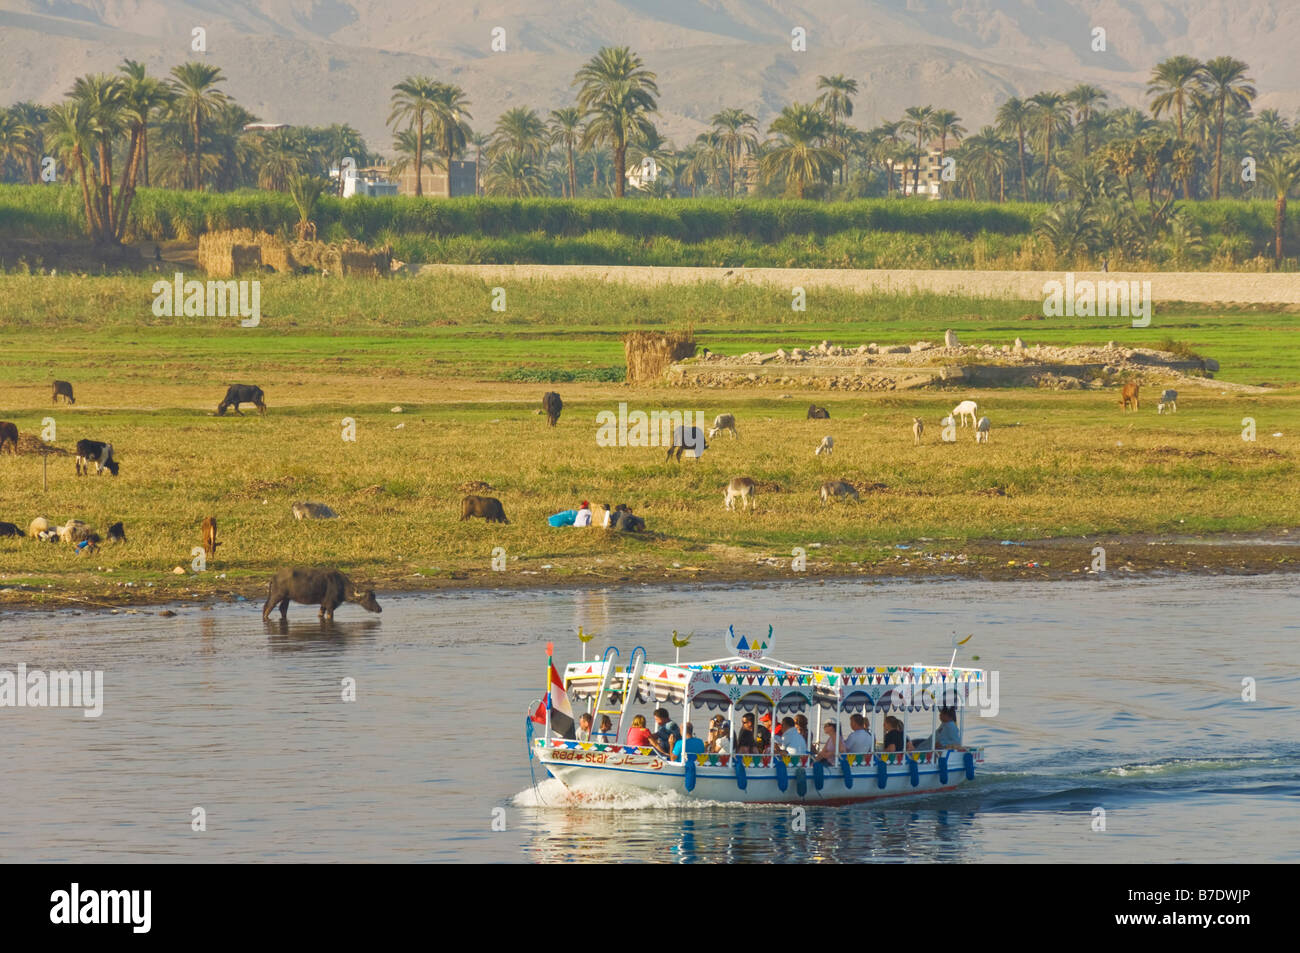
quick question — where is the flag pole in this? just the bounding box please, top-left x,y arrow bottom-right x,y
544,641 -> 554,740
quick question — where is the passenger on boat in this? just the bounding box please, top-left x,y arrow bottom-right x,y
672,723 -> 706,759
577,712 -> 594,742
594,715 -> 616,741
626,714 -> 654,748
794,714 -> 810,742
651,708 -> 680,756
734,713 -> 757,753
843,713 -> 874,753
881,716 -> 905,752
778,717 -> 808,756
708,723 -> 732,754
934,707 -> 964,750
755,713 -> 773,751
813,722 -> 842,764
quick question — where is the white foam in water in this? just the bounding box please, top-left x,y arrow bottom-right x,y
513,778 -> 750,810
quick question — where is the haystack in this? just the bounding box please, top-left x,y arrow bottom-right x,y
198,229 -> 264,277
624,328 -> 696,383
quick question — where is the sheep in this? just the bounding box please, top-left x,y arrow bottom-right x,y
814,435 -> 834,456
1158,389 -> 1178,414
724,477 -> 756,512
912,418 -> 924,444
951,400 -> 978,428
975,416 -> 991,443
820,481 -> 860,504
707,413 -> 738,439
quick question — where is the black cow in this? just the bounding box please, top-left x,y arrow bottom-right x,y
75,439 -> 119,476
665,426 -> 708,462
461,495 -> 510,523
216,384 -> 267,416
807,404 -> 830,419
0,522 -> 24,538
262,567 -> 382,622
542,391 -> 563,426
0,422 -> 17,455
52,380 -> 75,404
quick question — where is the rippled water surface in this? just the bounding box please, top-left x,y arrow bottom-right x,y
2,575 -> 1297,862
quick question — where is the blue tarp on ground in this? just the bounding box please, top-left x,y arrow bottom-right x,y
547,510 -> 578,527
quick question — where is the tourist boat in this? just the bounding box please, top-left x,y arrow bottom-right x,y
527,626 -> 988,804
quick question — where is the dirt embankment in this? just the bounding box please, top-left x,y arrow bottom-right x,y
668,336 -> 1245,392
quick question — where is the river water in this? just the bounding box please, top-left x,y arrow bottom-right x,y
1,575 -> 1296,863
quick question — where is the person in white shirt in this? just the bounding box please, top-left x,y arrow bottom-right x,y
843,713 -> 874,754
778,717 -> 808,756
709,723 -> 732,754
599,504 -> 612,528
573,501 -> 593,527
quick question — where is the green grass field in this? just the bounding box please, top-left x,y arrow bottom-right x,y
0,271 -> 1297,605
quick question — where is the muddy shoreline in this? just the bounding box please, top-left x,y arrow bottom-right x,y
1,531 -> 1295,614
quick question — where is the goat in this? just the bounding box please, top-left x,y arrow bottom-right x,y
814,435 -> 833,456
975,416 -> 991,443
707,413 -> 738,439
1158,389 -> 1178,414
951,400 -> 978,428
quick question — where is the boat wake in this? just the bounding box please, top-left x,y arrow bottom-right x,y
513,778 -> 752,810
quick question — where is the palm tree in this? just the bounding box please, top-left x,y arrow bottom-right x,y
710,108 -> 759,198
45,102 -> 100,237
760,103 -> 837,199
1035,202 -> 1099,261
573,46 -> 659,198
899,105 -> 937,193
1199,56 -> 1256,199
0,109 -> 35,183
931,108 -> 965,195
6,102 -> 47,183
485,150 -> 546,197
996,97 -> 1033,201
169,62 -> 228,191
815,75 -> 857,184
257,128 -> 305,191
389,127 -> 439,187
388,76 -> 440,196
1028,91 -> 1071,200
287,173 -> 329,240
1066,84 -> 1108,157
1147,56 -> 1202,140
548,107 -> 583,198
490,106 -> 546,161
428,84 -> 473,193
1255,152 -> 1300,264
115,61 -> 172,234
69,73 -> 128,239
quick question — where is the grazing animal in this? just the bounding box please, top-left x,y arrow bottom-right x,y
820,481 -> 860,504
201,516 -> 219,558
292,501 -> 337,520
216,384 -> 267,416
107,521 -> 126,544
52,380 -> 75,404
724,477 -> 756,512
1158,389 -> 1178,414
912,417 -> 924,444
665,425 -> 709,461
74,439 -> 118,476
29,516 -> 53,538
707,414 -> 738,439
261,567 -> 382,622
460,495 -> 510,523
814,435 -> 834,456
975,416 -> 991,443
951,400 -> 979,428
0,421 -> 17,455
807,404 -> 830,420
1120,380 -> 1140,411
57,519 -> 95,543
542,391 -> 563,426
0,522 -> 23,538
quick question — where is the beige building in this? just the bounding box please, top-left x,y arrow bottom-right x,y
899,141 -> 948,199
373,160 -> 478,197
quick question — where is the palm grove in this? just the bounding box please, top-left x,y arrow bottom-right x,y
1,49 -> 1297,263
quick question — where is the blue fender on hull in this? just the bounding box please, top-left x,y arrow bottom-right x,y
774,756 -> 789,792
812,759 -> 825,791
795,766 -> 808,797
908,758 -> 920,787
938,750 -> 950,785
876,757 -> 888,790
839,755 -> 853,789
734,755 -> 747,790
684,756 -> 696,793
964,750 -> 976,781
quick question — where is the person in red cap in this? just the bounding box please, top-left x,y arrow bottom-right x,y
573,500 -> 592,527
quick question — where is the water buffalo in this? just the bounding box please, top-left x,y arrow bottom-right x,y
262,568 -> 381,622
52,380 -> 75,404
461,495 -> 509,523
807,405 -> 830,420
0,422 -> 17,455
542,391 -> 563,426
217,384 -> 266,416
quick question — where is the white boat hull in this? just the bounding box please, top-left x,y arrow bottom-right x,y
537,743 -> 983,804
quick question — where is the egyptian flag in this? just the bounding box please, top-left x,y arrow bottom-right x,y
531,654 -> 575,739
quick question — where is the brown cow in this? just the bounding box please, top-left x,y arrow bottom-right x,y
1120,380 -> 1140,412
460,495 -> 510,523
261,567 -> 381,621
202,516 -> 220,559
0,422 -> 17,455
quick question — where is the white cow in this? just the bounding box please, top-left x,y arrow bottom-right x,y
952,400 -> 979,428
975,416 -> 991,443
1158,389 -> 1178,414
814,435 -> 834,456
